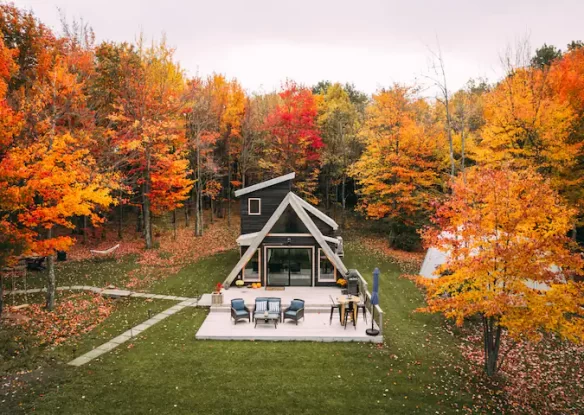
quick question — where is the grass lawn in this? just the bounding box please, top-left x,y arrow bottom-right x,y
4,241 -> 473,414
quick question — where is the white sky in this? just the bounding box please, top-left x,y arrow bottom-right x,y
12,0 -> 584,96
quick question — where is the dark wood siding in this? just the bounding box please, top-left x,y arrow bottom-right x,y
308,212 -> 336,237
240,180 -> 292,234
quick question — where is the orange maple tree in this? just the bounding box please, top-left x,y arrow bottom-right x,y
474,67 -> 579,195
548,47 -> 584,227
109,40 -> 193,248
416,166 -> 584,376
0,8 -> 115,310
350,86 -> 445,246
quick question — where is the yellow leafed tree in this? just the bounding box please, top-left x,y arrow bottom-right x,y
350,85 -> 446,247
474,67 -> 577,192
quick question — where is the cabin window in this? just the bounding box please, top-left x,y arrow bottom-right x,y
318,249 -> 336,282
243,249 -> 261,282
248,198 -> 261,215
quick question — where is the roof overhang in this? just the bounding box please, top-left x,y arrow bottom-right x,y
236,233 -> 258,246
234,172 -> 295,197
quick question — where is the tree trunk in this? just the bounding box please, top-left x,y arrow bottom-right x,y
210,198 -> 214,223
224,125 -> 232,228
143,183 -> 153,249
341,173 -> 347,229
45,254 -> 56,311
83,215 -> 88,244
227,160 -> 232,229
118,201 -> 123,239
172,210 -> 177,240
0,273 -> 4,318
195,187 -> 202,237
136,205 -> 142,234
483,315 -> 503,376
143,148 -> 153,248
333,183 -> 338,222
194,133 -> 203,237
325,173 -> 330,211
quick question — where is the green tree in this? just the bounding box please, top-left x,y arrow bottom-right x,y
532,43 -> 563,68
317,83 -> 361,222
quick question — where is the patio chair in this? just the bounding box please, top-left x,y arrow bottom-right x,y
329,295 -> 340,325
252,297 -> 269,322
344,302 -> 356,330
283,299 -> 305,325
357,296 -> 367,323
267,297 -> 282,322
230,298 -> 250,325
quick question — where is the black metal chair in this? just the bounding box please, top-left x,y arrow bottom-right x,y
329,295 -> 340,324
343,301 -> 356,330
357,298 -> 367,323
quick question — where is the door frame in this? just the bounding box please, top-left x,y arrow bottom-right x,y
263,245 -> 315,287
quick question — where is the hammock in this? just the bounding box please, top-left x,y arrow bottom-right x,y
90,244 -> 120,256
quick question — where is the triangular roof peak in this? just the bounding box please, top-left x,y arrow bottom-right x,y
234,172 -> 295,197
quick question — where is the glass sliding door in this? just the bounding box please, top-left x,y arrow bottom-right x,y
266,248 -> 289,286
266,247 -> 313,286
289,248 -> 312,286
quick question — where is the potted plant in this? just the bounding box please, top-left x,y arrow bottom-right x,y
336,278 -> 347,288
212,282 -> 224,305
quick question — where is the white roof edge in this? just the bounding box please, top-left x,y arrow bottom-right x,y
234,172 -> 295,197
289,197 -> 348,275
290,193 -> 339,230
323,235 -> 340,245
236,233 -> 258,245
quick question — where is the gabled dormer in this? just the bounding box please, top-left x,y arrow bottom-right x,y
235,172 -> 294,234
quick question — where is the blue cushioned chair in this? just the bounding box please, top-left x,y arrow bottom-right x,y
253,297 -> 269,322
283,299 -> 305,325
267,297 -> 282,322
230,298 -> 250,325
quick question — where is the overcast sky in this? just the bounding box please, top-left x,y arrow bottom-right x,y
12,0 -> 584,96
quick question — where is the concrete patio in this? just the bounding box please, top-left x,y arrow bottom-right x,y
196,286 -> 383,343
195,311 -> 382,343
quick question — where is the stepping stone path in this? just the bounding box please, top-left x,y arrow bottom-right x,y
5,285 -> 200,367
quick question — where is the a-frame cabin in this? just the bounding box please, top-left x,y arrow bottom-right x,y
223,172 -> 347,288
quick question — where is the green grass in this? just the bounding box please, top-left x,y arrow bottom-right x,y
3,243 -> 472,414
147,250 -> 239,297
